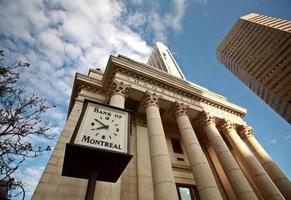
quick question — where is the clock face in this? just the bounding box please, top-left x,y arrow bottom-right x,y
90,111 -> 122,140
74,102 -> 129,153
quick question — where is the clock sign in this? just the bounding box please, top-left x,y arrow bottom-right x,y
73,101 -> 130,154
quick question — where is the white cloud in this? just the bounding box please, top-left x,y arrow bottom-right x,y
124,0 -> 188,42
13,166 -> 45,198
148,12 -> 167,42
0,0 -> 156,108
0,0 -> 189,199
165,0 -> 188,31
126,12 -> 147,28
25,166 -> 44,177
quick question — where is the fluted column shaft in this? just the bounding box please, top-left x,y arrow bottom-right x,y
240,126 -> 291,199
174,103 -> 223,200
141,92 -> 179,200
199,111 -> 257,200
220,120 -> 284,200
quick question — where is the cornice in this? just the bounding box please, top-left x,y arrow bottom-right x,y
75,73 -> 105,97
102,55 -> 247,118
67,73 -> 105,117
89,68 -> 104,75
67,54 -> 247,119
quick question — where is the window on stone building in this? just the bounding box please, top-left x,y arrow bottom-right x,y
177,184 -> 199,200
171,138 -> 183,154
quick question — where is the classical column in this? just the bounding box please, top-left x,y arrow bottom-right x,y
109,81 -> 130,108
198,111 -> 257,200
94,81 -> 130,200
239,126 -> 291,199
140,91 -> 179,200
220,120 -> 284,200
174,103 -> 223,200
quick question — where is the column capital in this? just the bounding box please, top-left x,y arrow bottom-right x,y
198,110 -> 215,126
174,101 -> 189,118
219,119 -> 235,133
238,125 -> 254,139
140,91 -> 162,109
110,80 -> 130,97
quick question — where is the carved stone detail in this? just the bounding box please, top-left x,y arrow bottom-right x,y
140,91 -> 162,109
174,101 -> 189,117
110,81 -> 130,97
199,110 -> 215,126
78,84 -> 101,94
238,125 -> 254,139
219,119 -> 235,134
114,69 -> 245,118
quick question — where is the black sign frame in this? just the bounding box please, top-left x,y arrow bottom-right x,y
62,99 -> 133,182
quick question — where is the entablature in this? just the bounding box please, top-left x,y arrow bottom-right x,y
68,54 -> 247,125
102,55 -> 247,117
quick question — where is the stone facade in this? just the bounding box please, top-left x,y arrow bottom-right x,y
32,54 -> 291,200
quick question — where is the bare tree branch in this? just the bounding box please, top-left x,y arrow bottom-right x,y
0,50 -> 54,199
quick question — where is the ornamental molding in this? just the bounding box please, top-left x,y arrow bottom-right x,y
114,70 -> 201,108
238,125 -> 253,139
174,101 -> 189,118
78,84 -> 102,94
102,56 -> 246,119
109,80 -> 131,98
74,73 -> 106,96
68,73 -> 106,115
140,91 -> 162,109
219,119 -> 236,134
71,55 -> 246,121
198,110 -> 216,127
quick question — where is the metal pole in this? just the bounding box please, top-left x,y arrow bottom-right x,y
85,172 -> 98,200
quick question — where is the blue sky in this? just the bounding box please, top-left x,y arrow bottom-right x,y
0,0 -> 290,199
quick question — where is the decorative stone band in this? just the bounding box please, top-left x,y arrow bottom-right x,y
115,67 -> 245,118
78,84 -> 101,94
219,119 -> 235,133
174,101 -> 189,117
238,125 -> 254,139
198,110 -> 216,126
140,91 -> 162,109
109,80 -> 130,97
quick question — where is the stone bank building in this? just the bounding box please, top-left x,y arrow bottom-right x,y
32,41 -> 291,200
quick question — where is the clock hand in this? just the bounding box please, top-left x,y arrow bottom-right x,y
96,125 -> 109,130
94,118 -> 107,126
